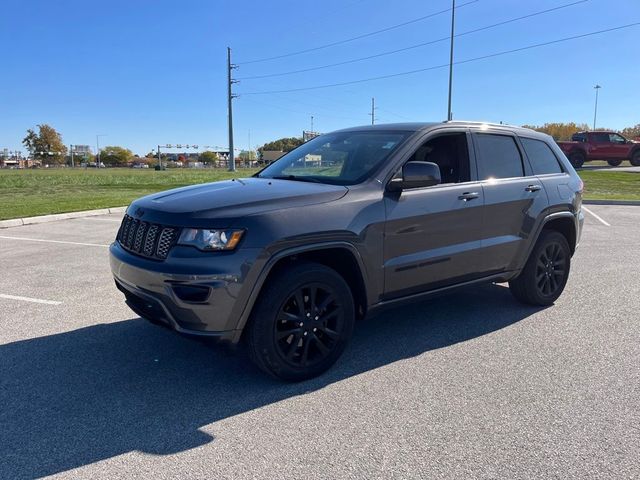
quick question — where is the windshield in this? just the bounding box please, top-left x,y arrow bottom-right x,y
257,130 -> 412,185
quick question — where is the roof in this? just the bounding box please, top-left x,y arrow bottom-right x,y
332,120 -> 543,136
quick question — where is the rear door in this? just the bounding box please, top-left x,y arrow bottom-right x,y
383,130 -> 485,299
471,129 -> 548,274
589,131 -> 614,158
520,135 -> 572,211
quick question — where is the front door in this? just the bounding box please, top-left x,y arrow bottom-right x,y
383,131 -> 485,300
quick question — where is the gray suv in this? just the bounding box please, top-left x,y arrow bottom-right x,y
110,121 -> 584,381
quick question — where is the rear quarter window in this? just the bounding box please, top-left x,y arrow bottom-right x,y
475,134 -> 524,180
520,137 -> 563,175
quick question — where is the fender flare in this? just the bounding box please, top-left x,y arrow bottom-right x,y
519,211 -> 578,270
231,241 -> 369,339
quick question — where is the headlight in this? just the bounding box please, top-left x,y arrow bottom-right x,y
178,228 -> 244,251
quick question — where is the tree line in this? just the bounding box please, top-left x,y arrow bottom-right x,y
17,122 -> 640,167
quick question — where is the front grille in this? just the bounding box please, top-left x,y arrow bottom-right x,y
117,214 -> 180,260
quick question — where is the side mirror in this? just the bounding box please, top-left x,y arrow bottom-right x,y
387,161 -> 441,191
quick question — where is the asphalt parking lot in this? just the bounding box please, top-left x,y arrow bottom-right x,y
1,206 -> 638,479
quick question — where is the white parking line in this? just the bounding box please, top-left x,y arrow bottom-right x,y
0,293 -> 62,305
582,206 -> 611,227
0,235 -> 110,247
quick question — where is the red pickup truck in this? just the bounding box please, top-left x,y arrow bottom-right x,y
557,131 -> 640,168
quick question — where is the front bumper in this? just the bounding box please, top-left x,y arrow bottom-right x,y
109,241 -> 262,342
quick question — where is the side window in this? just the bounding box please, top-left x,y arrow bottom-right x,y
609,133 -> 626,144
591,132 -> 609,143
475,134 -> 524,180
520,138 -> 563,175
406,132 -> 471,184
572,133 -> 586,142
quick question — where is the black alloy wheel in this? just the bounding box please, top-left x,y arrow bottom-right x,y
509,230 -> 571,306
534,241 -> 567,298
274,283 -> 344,368
246,261 -> 355,381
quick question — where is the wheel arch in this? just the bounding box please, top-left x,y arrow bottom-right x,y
515,211 -> 577,277
541,215 -> 577,254
233,242 -> 369,340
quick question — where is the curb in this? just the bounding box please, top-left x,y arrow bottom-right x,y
583,200 -> 640,206
0,206 -> 126,229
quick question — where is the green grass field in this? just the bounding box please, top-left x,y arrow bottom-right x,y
578,170 -> 640,201
0,167 -> 638,220
0,168 -> 259,220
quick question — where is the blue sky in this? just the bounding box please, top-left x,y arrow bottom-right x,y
1,0 -> 639,155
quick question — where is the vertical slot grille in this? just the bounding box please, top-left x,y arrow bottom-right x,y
116,214 -> 179,260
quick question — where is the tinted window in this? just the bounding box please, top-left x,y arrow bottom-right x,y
521,138 -> 563,175
475,134 -> 524,179
572,133 -> 586,142
408,133 -> 470,184
591,132 -> 609,143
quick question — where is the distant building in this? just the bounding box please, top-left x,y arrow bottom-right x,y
260,151 -> 286,163
303,131 -> 321,142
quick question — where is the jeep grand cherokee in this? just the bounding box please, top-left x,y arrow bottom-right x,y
110,122 -> 584,381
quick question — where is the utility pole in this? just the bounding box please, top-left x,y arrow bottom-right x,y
447,0 -> 456,121
311,115 -> 314,132
227,47 -> 238,172
157,145 -> 162,169
70,144 -> 74,168
369,97 -> 376,125
593,84 -> 602,130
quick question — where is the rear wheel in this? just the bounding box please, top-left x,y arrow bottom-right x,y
509,231 -> 571,306
630,150 -> 640,167
246,261 -> 355,381
569,152 -> 585,169
607,159 -> 623,167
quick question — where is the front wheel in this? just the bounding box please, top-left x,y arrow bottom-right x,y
607,159 -> 623,167
509,231 -> 571,306
630,150 -> 640,167
246,261 -> 355,381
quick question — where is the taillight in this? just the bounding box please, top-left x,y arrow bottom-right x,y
578,178 -> 584,192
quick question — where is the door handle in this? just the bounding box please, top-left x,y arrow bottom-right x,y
458,192 -> 479,201
525,184 -> 542,192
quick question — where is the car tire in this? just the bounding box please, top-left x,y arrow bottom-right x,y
630,150 -> 640,167
246,261 -> 355,381
569,152 -> 585,169
607,159 -> 623,167
509,230 -> 571,306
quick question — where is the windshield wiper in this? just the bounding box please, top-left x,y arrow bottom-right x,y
269,175 -> 324,184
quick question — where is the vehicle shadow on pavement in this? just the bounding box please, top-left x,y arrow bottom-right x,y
0,283 -> 544,479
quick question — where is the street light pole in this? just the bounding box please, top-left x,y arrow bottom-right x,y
96,134 -> 106,168
447,0 -> 456,121
593,84 -> 602,130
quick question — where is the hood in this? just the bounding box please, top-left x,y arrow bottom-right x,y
129,177 -> 348,226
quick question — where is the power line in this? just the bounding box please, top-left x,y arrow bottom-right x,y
237,0 -> 479,65
239,96 -> 362,122
237,0 -> 588,80
241,22 -> 640,95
